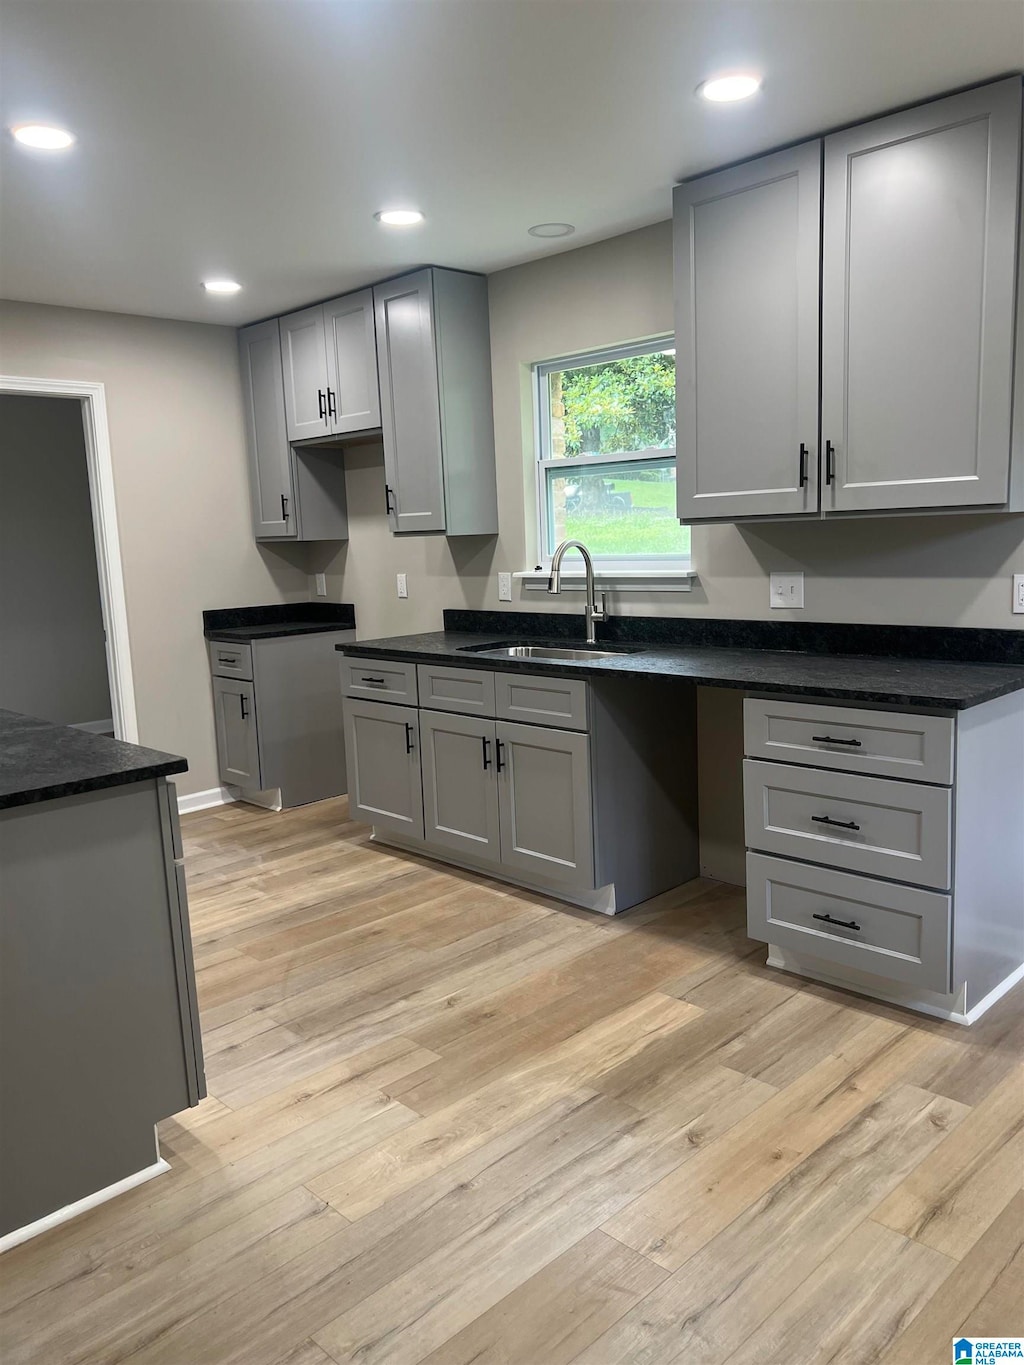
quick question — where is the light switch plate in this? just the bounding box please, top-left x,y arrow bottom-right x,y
497,572 -> 512,602
770,571 -> 804,609
1013,573 -> 1024,614
314,572 -> 327,598
396,573 -> 408,599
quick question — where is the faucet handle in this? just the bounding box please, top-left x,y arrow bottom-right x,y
593,591 -> 607,621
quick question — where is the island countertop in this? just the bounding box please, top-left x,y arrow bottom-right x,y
0,710 -> 188,811
335,613 -> 1024,711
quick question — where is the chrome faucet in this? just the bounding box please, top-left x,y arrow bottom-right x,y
548,539 -> 606,644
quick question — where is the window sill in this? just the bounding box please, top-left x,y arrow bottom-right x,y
513,568 -> 697,594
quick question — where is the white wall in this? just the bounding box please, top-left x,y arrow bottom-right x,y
0,394 -> 112,725
0,300 -> 310,797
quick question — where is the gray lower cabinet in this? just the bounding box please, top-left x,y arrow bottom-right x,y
212,676 -> 260,787
496,719 -> 593,890
345,698 -> 424,838
419,709 -> 500,860
374,268 -> 497,536
210,630 -> 354,807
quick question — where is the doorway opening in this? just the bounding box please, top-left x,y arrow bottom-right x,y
0,376 -> 137,741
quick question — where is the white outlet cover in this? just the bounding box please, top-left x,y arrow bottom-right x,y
1013,573 -> 1024,614
397,573 -> 408,599
770,571 -> 805,609
314,572 -> 327,597
497,572 -> 512,602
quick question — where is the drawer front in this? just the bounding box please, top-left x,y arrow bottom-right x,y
207,640 -> 253,681
417,664 -> 495,717
746,852 -> 951,993
744,697 -> 954,785
743,758 -> 952,890
494,673 -> 589,731
342,656 -> 418,707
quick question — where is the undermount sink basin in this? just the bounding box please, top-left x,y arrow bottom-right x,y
457,640 -> 640,663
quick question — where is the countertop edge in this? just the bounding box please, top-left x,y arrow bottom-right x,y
0,756 -> 190,812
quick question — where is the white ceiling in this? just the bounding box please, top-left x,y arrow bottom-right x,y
1,0 -> 1021,326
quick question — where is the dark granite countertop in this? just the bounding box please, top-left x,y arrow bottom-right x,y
336,615 -> 1024,710
204,602 -> 356,643
0,710 -> 188,811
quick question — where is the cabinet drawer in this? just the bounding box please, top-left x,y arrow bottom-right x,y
417,664 -> 495,717
207,640 -> 253,681
494,673 -> 588,731
744,697 -> 954,785
342,656 -> 418,707
743,758 -> 952,890
746,852 -> 951,993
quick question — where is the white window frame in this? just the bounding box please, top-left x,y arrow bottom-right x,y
532,337 -> 692,579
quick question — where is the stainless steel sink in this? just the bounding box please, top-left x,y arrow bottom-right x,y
458,641 -> 639,663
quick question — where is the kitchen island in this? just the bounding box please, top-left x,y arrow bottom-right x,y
0,711 -> 204,1248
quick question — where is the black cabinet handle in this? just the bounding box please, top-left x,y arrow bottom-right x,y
811,814 -> 861,831
317,389 -> 326,420
384,484 -> 395,516
812,734 -> 862,747
799,443 -> 809,488
495,740 -> 505,773
327,388 -> 337,419
813,912 -> 861,932
825,440 -> 836,485
281,493 -> 290,521
404,722 -> 415,754
239,694 -> 249,720
218,655 -> 235,666
361,676 -> 386,685
481,736 -> 491,770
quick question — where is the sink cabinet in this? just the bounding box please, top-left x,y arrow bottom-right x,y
675,76 -> 1024,522
342,656 -> 698,913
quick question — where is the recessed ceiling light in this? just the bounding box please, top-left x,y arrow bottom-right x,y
203,278 -> 242,294
528,222 -> 576,239
374,209 -> 424,226
697,73 -> 762,103
11,123 -> 76,150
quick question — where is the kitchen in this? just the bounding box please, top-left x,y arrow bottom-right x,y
1,2 -> 1023,1362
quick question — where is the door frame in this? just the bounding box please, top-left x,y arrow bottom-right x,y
0,374 -> 139,743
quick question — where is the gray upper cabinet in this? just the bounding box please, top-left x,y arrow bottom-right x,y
496,720 -> 594,890
674,141 -> 822,522
419,709 -> 501,862
344,697 -> 424,839
323,289 -> 381,435
238,320 -> 295,538
374,267 -> 498,536
821,78 -> 1022,514
212,676 -> 261,788
280,304 -> 332,443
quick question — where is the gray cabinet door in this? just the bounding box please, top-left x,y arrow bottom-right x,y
822,78 -> 1022,513
674,141 -> 822,521
374,270 -> 446,532
324,289 -> 381,435
343,698 -> 424,838
238,320 -> 295,538
496,721 -> 594,889
420,710 -> 500,861
280,304 -> 331,443
212,676 -> 261,788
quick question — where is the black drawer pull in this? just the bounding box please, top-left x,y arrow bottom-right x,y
481,736 -> 491,770
218,655 -> 236,665
813,912 -> 861,932
361,676 -> 386,685
812,734 -> 862,747
811,814 -> 861,831
404,722 -> 415,754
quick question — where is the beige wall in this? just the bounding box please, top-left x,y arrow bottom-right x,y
314,219 -> 1024,634
0,300 -> 309,797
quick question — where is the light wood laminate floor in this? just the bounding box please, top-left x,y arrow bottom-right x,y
2,796 -> 1022,1364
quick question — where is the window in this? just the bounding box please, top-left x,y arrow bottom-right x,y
535,338 -> 689,567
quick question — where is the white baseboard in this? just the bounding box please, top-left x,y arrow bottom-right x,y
0,1157 -> 170,1254
69,717 -> 115,735
175,785 -> 237,815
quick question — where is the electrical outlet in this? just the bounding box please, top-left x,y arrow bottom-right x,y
497,572 -> 512,602
1014,573 -> 1024,614
396,573 -> 408,599
314,572 -> 327,598
770,571 -> 804,609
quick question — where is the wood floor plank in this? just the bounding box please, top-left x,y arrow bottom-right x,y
873,1062 -> 1024,1259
